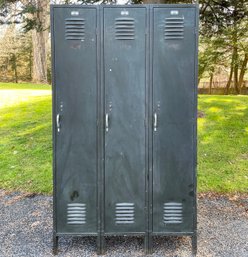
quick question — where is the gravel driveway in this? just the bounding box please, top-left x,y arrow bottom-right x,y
0,190 -> 247,257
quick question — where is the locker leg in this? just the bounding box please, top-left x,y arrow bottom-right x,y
144,234 -> 153,255
52,235 -> 58,255
97,235 -> 105,255
191,234 -> 197,256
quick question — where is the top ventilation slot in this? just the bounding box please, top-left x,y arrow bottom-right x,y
115,18 -> 135,40
65,18 -> 85,41
164,17 -> 184,40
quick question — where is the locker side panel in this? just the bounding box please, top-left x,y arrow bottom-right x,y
103,7 -> 147,233
52,7 -> 98,234
152,7 -> 197,233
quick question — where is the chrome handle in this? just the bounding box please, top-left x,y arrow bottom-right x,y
154,112 -> 158,131
56,114 -> 61,132
105,113 -> 109,132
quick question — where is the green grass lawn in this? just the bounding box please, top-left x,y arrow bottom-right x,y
0,82 -> 51,90
198,95 -> 248,193
0,82 -> 247,195
0,83 -> 52,194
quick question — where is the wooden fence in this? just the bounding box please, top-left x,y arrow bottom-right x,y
198,80 -> 248,95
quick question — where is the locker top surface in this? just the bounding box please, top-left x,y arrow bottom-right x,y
50,4 -> 198,9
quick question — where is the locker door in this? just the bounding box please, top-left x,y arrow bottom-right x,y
104,7 -> 147,233
152,7 -> 197,233
53,7 -> 98,234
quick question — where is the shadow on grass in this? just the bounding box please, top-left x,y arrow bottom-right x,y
197,95 -> 248,193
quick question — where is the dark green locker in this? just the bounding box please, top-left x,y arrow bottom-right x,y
52,7 -> 98,236
152,7 -> 197,234
103,7 -> 147,235
51,4 -> 198,255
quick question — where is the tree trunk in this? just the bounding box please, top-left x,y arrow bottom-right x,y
233,45 -> 239,94
198,77 -> 201,85
29,48 -> 32,80
225,66 -> 233,95
233,6 -> 240,94
238,53 -> 248,90
32,30 -> 47,83
13,54 -> 18,83
31,0 -> 49,83
209,73 -> 213,94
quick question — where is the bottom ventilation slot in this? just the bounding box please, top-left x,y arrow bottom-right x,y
163,202 -> 183,224
67,203 -> 86,225
115,203 -> 135,224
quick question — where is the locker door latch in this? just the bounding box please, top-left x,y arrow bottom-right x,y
56,114 -> 61,132
105,113 -> 109,132
153,112 -> 158,132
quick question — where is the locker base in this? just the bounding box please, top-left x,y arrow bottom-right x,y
97,234 -> 105,255
192,234 -> 197,256
52,234 -> 197,256
52,235 -> 58,255
145,233 -> 153,255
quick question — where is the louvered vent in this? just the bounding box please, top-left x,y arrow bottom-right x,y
115,18 -> 135,40
67,203 -> 86,225
115,203 -> 135,224
65,18 -> 85,41
163,202 -> 183,224
164,17 -> 184,40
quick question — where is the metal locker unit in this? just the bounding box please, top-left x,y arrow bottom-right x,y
104,7 -> 147,235
152,6 -> 197,233
51,4 -> 198,255
51,6 -> 98,236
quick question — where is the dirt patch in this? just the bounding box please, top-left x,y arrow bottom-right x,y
198,110 -> 205,118
199,192 -> 248,217
5,192 -> 39,205
239,153 -> 248,160
0,190 -> 11,199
